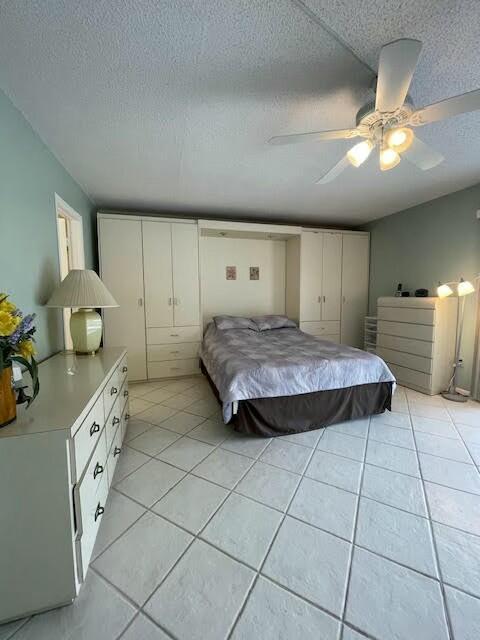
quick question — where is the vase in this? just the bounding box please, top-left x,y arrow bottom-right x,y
0,366 -> 16,427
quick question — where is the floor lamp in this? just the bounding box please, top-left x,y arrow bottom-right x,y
437,277 -> 475,402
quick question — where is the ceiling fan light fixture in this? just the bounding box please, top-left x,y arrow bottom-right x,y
385,127 -> 414,153
379,146 -> 401,171
346,140 -> 374,167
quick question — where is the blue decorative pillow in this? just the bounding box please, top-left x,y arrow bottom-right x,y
213,316 -> 258,331
251,315 -> 297,331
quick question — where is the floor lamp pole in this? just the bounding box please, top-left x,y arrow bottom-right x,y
442,295 -> 468,403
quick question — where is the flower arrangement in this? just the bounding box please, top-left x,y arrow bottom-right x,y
0,294 -> 39,407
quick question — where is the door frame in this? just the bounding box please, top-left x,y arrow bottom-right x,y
54,194 -> 85,349
472,287 -> 480,401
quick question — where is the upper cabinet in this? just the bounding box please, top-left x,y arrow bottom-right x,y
143,221 -> 200,328
300,231 -> 342,322
98,217 -> 147,381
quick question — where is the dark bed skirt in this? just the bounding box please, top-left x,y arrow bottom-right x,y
200,360 -> 392,437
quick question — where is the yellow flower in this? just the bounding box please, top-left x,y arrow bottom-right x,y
0,295 -> 16,314
18,339 -> 36,359
0,310 -> 21,336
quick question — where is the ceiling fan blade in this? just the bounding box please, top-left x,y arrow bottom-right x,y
412,89 -> 480,125
403,136 -> 444,170
316,156 -> 350,184
269,128 -> 359,146
375,39 -> 422,112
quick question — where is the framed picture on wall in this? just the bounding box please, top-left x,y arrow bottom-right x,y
250,266 -> 259,280
226,266 -> 237,280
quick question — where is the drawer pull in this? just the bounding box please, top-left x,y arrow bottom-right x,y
170,334 -> 179,337
112,416 -> 120,426
171,350 -> 180,354
110,387 -> 118,396
122,366 -> 128,373
94,503 -> 105,522
125,413 -> 130,420
93,462 -> 104,479
123,389 -> 129,397
89,422 -> 100,437
114,446 -> 122,457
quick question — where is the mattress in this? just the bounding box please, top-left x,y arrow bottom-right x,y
199,323 -> 396,423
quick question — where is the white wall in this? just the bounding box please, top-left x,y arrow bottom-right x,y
200,236 -> 286,323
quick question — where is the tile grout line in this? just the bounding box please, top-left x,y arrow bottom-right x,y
338,415 -> 371,639
225,432 -> 319,640
406,394 -> 455,640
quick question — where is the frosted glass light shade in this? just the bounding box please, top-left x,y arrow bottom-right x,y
437,283 -> 454,298
47,269 -> 118,308
457,279 -> 475,297
347,140 -> 374,167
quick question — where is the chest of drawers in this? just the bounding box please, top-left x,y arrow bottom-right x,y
376,297 -> 457,395
0,348 -> 129,623
146,325 -> 201,379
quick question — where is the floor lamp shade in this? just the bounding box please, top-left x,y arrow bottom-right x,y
47,270 -> 118,354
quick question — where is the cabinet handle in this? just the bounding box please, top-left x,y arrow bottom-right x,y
342,296 -> 346,303
110,387 -> 118,396
114,446 -> 122,457
323,296 -> 326,303
168,297 -> 172,306
317,296 -> 321,303
122,366 -> 128,373
94,503 -> 105,522
138,298 -> 143,307
89,422 -> 100,437
125,413 -> 130,420
170,333 -> 179,337
93,462 -> 104,479
123,389 -> 129,397
171,350 -> 180,354
113,416 -> 120,426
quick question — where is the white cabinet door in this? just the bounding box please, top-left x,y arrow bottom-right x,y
172,223 -> 200,327
142,221 -> 174,328
322,233 -> 342,321
300,232 -> 322,321
99,218 -> 147,381
341,234 -> 369,348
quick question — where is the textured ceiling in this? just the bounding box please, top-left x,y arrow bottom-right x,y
0,0 -> 479,224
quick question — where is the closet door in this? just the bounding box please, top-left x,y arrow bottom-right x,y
142,221 -> 174,328
300,232 -> 323,321
322,233 -> 342,321
172,223 -> 200,326
99,218 -> 147,381
341,234 -> 369,348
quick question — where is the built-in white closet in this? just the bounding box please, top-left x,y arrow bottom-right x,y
98,213 -> 370,382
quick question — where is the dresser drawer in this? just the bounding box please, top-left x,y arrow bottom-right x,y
148,358 -> 200,379
378,306 -> 435,325
387,363 -> 432,394
377,320 -> 435,342
77,430 -> 108,524
107,424 -> 123,488
73,394 -> 105,482
147,326 -> 201,344
76,472 -> 109,582
116,355 -> 129,387
103,370 -> 121,419
377,334 -> 434,359
105,392 -> 122,452
147,342 -> 200,362
376,347 -> 432,375
300,321 -> 340,336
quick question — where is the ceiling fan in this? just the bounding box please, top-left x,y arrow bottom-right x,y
268,38 -> 480,184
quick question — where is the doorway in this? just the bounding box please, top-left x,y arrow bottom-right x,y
54,194 -> 85,350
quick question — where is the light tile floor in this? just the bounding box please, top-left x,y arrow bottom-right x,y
3,379 -> 480,640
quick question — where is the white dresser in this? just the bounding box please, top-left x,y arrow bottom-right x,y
0,348 -> 129,623
376,297 -> 457,395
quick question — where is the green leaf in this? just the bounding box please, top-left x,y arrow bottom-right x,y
10,355 -> 40,408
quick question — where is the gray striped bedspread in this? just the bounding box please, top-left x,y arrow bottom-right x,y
199,323 -> 396,423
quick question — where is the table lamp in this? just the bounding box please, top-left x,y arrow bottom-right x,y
437,277 -> 476,402
47,269 -> 118,354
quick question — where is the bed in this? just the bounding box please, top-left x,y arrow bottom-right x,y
199,315 -> 396,437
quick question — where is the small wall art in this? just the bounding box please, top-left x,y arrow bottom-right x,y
226,266 -> 237,280
250,266 -> 260,281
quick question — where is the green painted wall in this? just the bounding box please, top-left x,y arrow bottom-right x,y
0,89 -> 95,361
363,183 -> 480,390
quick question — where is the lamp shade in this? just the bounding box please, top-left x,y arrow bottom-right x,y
457,279 -> 475,297
437,283 -> 454,298
46,269 -> 118,308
